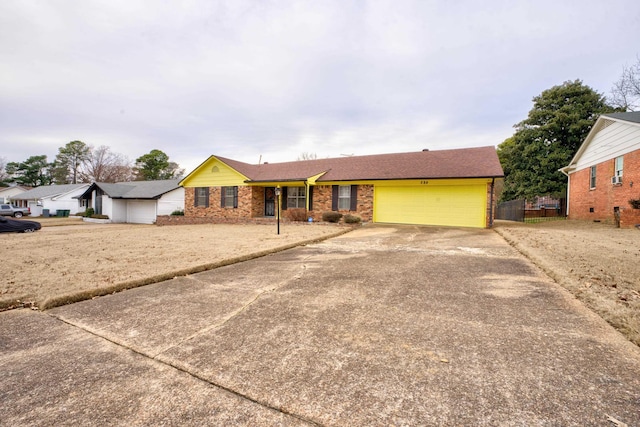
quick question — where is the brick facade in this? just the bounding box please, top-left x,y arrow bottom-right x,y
184,186 -> 253,221
185,184 -> 375,224
251,187 -> 266,218
305,184 -> 373,222
156,215 -> 282,226
568,149 -> 640,228
183,183 -> 497,227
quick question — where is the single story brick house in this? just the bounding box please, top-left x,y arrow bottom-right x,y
179,146 -> 504,228
560,112 -> 640,228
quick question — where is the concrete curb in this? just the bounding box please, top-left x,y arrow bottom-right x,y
493,226 -> 577,294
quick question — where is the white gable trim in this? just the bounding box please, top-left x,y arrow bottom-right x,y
49,184 -> 91,201
561,114 -> 640,174
571,121 -> 640,172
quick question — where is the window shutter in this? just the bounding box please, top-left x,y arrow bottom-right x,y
194,188 -> 198,207
204,187 -> 210,208
281,187 -> 288,210
233,186 -> 238,208
350,185 -> 358,211
221,186 -> 226,207
332,185 -> 339,211
308,186 -> 314,211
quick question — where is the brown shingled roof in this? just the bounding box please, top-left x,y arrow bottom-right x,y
216,146 -> 503,182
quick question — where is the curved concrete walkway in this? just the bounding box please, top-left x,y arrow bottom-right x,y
1,225 -> 639,426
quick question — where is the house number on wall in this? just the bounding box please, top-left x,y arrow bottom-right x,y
420,180 -> 429,185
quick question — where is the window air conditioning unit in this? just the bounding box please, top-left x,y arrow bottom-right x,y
611,176 -> 622,185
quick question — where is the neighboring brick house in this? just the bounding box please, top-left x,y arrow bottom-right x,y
561,112 -> 640,228
179,146 -> 504,228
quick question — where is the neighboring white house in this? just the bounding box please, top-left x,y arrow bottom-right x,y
0,185 -> 31,206
11,184 -> 91,216
78,179 -> 184,224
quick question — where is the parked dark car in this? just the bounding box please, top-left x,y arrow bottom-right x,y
0,217 -> 41,233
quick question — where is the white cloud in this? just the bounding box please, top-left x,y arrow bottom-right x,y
0,0 -> 638,175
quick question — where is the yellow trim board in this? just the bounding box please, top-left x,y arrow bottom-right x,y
316,178 -> 493,187
180,156 -> 249,187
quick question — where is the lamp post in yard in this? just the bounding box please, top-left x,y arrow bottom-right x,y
275,186 -> 281,235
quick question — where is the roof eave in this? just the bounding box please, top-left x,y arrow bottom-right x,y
565,112 -> 639,168
246,178 -> 311,184
559,165 -> 576,176
316,175 -> 504,182
77,183 -> 99,199
180,155 -> 251,186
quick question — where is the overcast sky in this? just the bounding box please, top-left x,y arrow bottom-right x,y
1,0 -> 639,174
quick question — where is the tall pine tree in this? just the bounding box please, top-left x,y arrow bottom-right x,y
52,140 -> 91,184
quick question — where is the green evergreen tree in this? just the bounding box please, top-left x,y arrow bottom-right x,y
5,155 -> 53,186
133,149 -> 184,181
53,140 -> 91,184
498,80 -> 618,201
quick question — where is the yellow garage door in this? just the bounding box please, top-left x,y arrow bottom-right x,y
374,185 -> 486,228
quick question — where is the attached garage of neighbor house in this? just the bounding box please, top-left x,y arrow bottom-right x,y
78,180 -> 184,224
126,200 -> 157,224
373,180 -> 488,228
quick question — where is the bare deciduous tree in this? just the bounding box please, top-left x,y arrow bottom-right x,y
0,157 -> 11,186
611,57 -> 640,111
82,145 -> 133,182
297,152 -> 318,161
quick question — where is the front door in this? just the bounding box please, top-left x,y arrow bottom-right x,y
95,189 -> 103,215
264,187 -> 275,217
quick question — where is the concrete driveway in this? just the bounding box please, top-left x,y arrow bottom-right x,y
1,225 -> 639,426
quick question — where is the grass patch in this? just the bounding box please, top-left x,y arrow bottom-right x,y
524,216 -> 567,224
494,219 -> 640,347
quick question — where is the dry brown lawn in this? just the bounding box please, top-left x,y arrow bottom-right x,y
495,219 -> 640,346
0,218 -> 349,310
3,217 -> 639,346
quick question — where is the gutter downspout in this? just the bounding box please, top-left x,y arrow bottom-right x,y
304,180 -> 310,217
489,178 -> 495,228
559,168 -> 570,217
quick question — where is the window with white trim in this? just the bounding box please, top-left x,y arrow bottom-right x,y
287,186 -> 306,208
615,156 -> 624,177
590,166 -> 596,189
338,185 -> 351,210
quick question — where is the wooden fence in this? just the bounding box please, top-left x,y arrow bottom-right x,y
497,198 -> 566,222
496,199 -> 525,222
